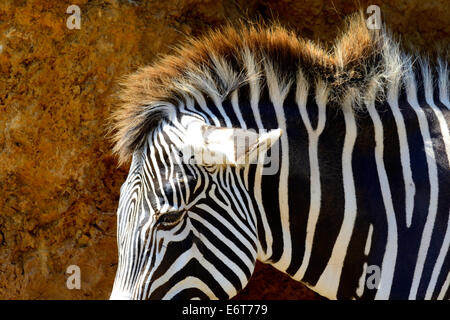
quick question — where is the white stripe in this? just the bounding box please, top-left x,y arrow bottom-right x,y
264,60 -> 292,271
437,270 -> 450,300
355,224 -> 374,298
140,221 -> 196,298
405,64 -> 440,299
420,63 -> 450,299
314,96 -> 357,299
423,63 -> 450,168
438,59 -> 450,110
162,276 -> 218,300
190,217 -> 251,289
158,129 -> 179,206
247,60 -> 273,261
212,97 -> 232,127
426,212 -> 450,299
150,245 -> 235,298
138,230 -> 160,299
356,262 -> 369,298
294,77 -> 328,279
230,90 -> 247,128
228,169 -> 257,231
366,96 -> 398,300
189,88 -> 221,126
208,184 -> 256,242
189,210 -> 255,267
230,90 -> 251,190
388,84 -> 416,228
140,218 -> 194,297
215,168 -> 246,221
365,224 -> 374,256
150,128 -> 170,212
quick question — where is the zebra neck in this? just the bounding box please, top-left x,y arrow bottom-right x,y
250,63 -> 449,299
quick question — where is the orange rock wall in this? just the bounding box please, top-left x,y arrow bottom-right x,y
0,0 -> 448,299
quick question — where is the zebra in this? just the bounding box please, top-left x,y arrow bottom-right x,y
109,13 -> 450,300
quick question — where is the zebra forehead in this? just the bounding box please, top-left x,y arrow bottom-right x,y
109,11 -> 407,165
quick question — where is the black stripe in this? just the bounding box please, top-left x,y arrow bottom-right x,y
149,258 -> 229,300
337,106 -> 377,299
416,94 -> 450,299
285,87 -> 310,276
190,206 -> 256,263
258,87 -> 283,263
302,103 -> 346,286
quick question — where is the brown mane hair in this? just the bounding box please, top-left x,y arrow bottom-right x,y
110,12 -> 397,165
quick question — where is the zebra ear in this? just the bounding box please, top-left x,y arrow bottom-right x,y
231,128 -> 282,166
182,124 -> 282,166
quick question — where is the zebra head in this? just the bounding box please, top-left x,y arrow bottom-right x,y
110,106 -> 282,300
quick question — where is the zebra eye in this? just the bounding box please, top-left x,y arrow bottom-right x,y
178,150 -> 183,158
156,210 -> 185,228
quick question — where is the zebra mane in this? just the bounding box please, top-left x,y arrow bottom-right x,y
110,12 -> 442,165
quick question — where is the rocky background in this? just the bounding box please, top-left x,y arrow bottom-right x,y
0,0 -> 448,299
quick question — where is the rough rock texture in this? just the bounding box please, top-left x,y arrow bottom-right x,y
0,0 -> 448,299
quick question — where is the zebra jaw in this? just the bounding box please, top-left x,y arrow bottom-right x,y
180,123 -> 282,167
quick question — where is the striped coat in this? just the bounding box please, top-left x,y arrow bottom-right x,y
110,13 -> 450,300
